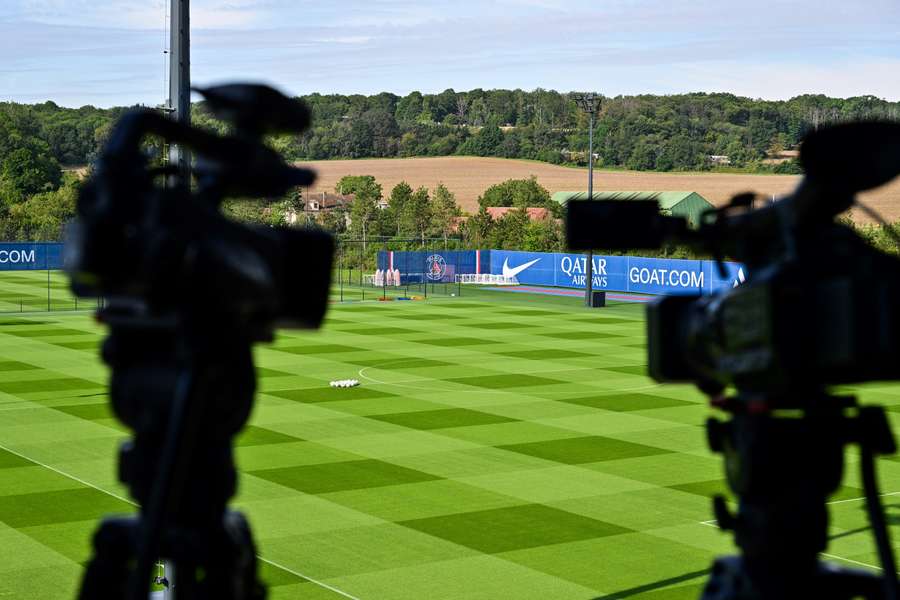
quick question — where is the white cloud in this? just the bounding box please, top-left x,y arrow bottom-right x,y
12,0 -> 268,29
2,0 -> 898,106
313,36 -> 374,45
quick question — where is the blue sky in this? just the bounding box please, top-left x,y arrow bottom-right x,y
1,0 -> 899,107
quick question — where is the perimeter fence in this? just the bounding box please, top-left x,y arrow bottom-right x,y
0,239 -> 478,311
0,238 -> 748,311
333,237 -> 470,302
0,243 -> 96,313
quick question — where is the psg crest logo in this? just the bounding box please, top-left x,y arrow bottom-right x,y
425,254 -> 446,281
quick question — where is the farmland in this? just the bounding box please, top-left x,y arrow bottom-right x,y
300,157 -> 900,223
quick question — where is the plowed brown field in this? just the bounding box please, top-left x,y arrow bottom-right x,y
300,156 -> 900,223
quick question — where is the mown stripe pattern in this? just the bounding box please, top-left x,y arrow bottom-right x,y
0,283 -> 897,599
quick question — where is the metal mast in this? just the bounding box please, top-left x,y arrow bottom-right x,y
574,93 -> 601,307
161,3 -> 189,593
168,0 -> 191,177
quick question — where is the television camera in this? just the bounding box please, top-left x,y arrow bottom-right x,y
567,121 -> 900,600
65,83 -> 333,600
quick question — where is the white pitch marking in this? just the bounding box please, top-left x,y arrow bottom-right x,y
0,441 -> 363,600
357,365 -> 664,396
821,552 -> 900,574
828,491 -> 900,506
0,440 -> 133,505
699,491 -> 900,527
257,557 -> 362,600
700,515 -> 900,574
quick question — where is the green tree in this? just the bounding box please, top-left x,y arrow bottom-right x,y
318,206 -> 348,234
349,182 -> 381,251
222,199 -> 272,225
462,205 -> 493,248
388,181 -> 413,236
395,92 -> 424,124
489,206 -> 529,249
477,177 -> 555,214
522,218 -> 563,252
458,122 -> 504,156
1,144 -> 62,196
264,203 -> 288,227
272,187 -> 305,226
335,174 -> 382,198
347,109 -> 399,157
402,186 -> 431,244
429,183 -> 461,244
3,175 -> 78,240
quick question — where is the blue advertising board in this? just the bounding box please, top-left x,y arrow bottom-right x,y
380,249 -> 745,295
377,250 -> 478,284
0,243 -> 65,270
489,250 -> 745,295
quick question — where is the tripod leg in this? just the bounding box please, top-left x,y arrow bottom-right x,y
700,556 -> 888,600
201,512 -> 266,600
78,517 -> 138,600
161,511 -> 266,600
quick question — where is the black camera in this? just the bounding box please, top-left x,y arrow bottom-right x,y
646,230 -> 900,394
66,84 -> 333,336
568,121 -> 900,396
67,84 -> 333,600
567,121 -> 900,600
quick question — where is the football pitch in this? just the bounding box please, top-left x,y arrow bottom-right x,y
1,287 -> 900,598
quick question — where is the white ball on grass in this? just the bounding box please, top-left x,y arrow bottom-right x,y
330,379 -> 360,388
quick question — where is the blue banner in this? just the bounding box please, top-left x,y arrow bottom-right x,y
489,250 -> 745,295
377,250 -> 477,284
378,249 -> 746,295
0,243 -> 64,270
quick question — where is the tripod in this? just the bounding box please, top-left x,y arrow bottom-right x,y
701,393 -> 898,600
64,82 -> 333,600
77,306 -> 267,600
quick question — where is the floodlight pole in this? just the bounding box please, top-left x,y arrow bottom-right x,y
163,1 -> 189,588
167,0 -> 191,177
575,93 -> 601,307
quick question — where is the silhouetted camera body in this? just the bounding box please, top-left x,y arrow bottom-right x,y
66,84 -> 333,338
567,121 -> 900,600
68,84 -> 333,600
647,222 -> 900,395
567,121 -> 900,397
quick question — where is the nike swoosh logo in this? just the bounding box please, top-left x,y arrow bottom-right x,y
502,257 -> 541,279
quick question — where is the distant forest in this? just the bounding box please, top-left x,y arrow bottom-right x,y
2,89 -> 900,241
4,90 -> 900,173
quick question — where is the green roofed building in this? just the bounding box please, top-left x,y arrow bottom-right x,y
552,191 -> 713,227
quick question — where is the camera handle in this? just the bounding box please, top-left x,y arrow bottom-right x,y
701,395 -> 898,600
76,311 -> 266,600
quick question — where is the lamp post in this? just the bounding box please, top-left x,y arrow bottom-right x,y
167,0 -> 191,178
573,93 -> 601,307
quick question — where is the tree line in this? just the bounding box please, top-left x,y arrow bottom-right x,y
265,91 -> 900,173
6,91 -> 900,172
2,89 -> 900,244
327,175 -> 564,254
281,173 -> 900,266
226,174 -> 564,253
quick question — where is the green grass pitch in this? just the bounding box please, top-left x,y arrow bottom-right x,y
1,283 -> 900,598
